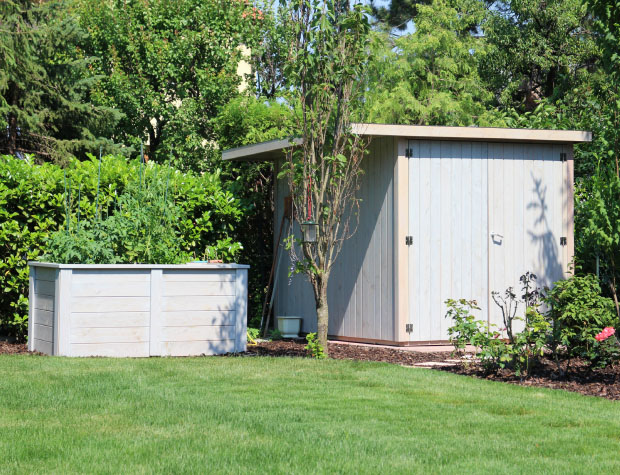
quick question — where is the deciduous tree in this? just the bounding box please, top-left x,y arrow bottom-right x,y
0,0 -> 120,162
279,0 -> 371,353
75,0 -> 261,170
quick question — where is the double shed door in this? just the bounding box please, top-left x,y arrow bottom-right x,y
407,140 -> 569,342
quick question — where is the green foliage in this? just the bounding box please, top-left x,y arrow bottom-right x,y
0,154 -> 243,340
511,307 -> 551,378
481,0 -> 599,109
0,0 -> 121,161
362,0 -> 492,125
370,0 -> 427,30
544,274 -> 617,369
304,332 -> 326,359
44,171 -> 191,265
588,0 -> 620,81
448,273 -> 551,378
445,299 -> 485,351
268,328 -> 282,341
591,334 -> 620,369
247,327 -> 260,345
576,172 -> 620,317
445,298 -> 509,372
74,0 -> 261,170
214,97 -> 296,150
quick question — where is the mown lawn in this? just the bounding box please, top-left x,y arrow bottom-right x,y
1,355 -> 619,474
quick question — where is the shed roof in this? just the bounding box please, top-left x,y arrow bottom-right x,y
222,123 -> 592,161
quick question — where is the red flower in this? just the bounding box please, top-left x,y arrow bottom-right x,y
595,327 -> 616,342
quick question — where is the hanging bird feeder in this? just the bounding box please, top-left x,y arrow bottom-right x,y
301,176 -> 318,244
301,219 -> 318,243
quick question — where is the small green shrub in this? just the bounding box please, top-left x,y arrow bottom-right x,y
447,274 -> 550,378
247,328 -> 260,345
445,299 -> 487,351
445,299 -> 510,372
544,274 -> 617,372
268,328 -> 283,341
305,332 -> 326,359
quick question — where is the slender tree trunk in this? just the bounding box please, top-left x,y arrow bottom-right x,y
609,279 -> 620,319
316,278 -> 329,356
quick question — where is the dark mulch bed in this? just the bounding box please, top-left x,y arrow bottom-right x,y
246,339 -> 453,366
440,356 -> 620,401
0,341 -> 31,355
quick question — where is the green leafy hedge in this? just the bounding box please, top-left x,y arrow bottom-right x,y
0,154 -> 243,340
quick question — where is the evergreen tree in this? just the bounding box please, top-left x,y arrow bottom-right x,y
369,0 -> 429,30
0,0 -> 121,162
481,0 -> 599,110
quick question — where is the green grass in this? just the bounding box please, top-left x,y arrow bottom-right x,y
1,356 -> 620,474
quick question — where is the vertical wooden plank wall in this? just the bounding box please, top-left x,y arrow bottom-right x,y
408,140 -> 489,342
487,143 -> 566,332
394,139 -> 409,343
273,137 -> 397,341
30,266 -> 57,355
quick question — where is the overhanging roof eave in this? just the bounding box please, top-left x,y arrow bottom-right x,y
222,137 -> 302,162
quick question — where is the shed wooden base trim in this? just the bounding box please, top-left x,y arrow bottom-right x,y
328,335 -> 453,347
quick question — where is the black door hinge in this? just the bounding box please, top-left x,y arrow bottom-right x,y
560,153 -> 567,162
405,148 -> 413,158
406,324 -> 413,333
405,236 -> 413,246
560,236 -> 567,246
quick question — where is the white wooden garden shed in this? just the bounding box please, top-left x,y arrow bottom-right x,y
224,124 -> 591,345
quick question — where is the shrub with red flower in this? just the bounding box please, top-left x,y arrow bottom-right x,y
595,327 -> 616,342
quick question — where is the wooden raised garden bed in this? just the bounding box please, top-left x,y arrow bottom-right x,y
28,262 -> 248,357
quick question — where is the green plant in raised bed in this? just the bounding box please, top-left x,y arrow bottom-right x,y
43,157 -> 190,265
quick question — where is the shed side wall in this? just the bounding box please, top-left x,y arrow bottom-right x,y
274,137 -> 396,341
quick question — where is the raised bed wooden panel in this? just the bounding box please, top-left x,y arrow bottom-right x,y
28,263 -> 248,357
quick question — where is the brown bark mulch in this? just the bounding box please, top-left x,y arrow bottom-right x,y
0,341 -> 31,355
246,339 -> 454,365
440,356 -> 620,401
2,338 -> 619,400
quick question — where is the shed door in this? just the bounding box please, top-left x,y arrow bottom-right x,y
407,141 -> 489,342
487,143 -> 568,332
408,141 -> 568,342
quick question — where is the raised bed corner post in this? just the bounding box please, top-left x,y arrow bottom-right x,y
235,268 -> 248,353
